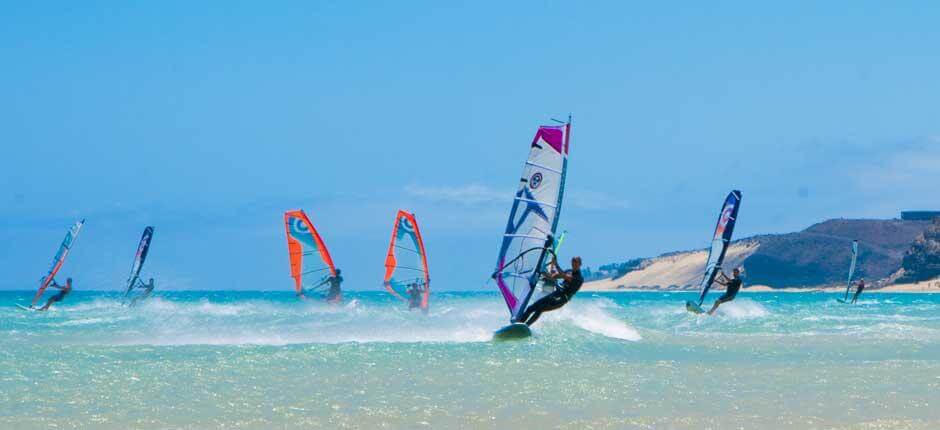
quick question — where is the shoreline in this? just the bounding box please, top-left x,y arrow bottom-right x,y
582,279 -> 940,293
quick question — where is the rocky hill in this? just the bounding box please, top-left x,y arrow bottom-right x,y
585,218 -> 932,290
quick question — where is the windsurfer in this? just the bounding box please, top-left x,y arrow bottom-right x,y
39,277 -> 72,311
406,281 -> 426,310
324,269 -> 343,303
707,268 -> 742,315
129,278 -> 155,306
519,256 -> 584,326
850,278 -> 866,304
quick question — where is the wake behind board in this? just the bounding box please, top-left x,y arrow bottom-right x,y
15,304 -> 38,312
493,323 -> 531,340
685,301 -> 706,314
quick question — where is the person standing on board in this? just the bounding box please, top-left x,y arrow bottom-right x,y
406,281 -> 426,310
519,256 -> 584,326
38,277 -> 73,311
707,268 -> 743,315
850,278 -> 866,304
323,269 -> 343,304
129,278 -> 155,307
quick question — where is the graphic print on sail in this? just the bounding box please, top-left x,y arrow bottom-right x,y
32,219 -> 85,307
687,190 -> 742,312
383,210 -> 430,312
283,210 -> 337,295
492,119 -> 571,329
124,226 -> 155,297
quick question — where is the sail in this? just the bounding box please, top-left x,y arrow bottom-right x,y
32,219 -> 85,306
283,210 -> 336,294
843,240 -> 859,300
695,190 -> 742,305
124,226 -> 155,295
493,120 -> 571,321
383,210 -> 430,311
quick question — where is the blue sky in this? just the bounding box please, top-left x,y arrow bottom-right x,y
2,2 -> 940,290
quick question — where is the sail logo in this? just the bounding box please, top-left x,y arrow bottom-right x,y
529,172 -> 543,189
397,217 -> 417,240
715,205 -> 735,238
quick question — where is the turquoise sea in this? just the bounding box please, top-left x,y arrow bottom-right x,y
2,290 -> 938,429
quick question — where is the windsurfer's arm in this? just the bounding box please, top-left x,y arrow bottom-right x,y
714,271 -> 730,285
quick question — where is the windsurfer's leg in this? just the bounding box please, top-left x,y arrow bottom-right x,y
708,296 -> 732,315
523,294 -> 567,326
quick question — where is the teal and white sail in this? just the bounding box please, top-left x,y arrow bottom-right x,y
842,240 -> 859,301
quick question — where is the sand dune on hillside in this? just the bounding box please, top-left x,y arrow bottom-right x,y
584,242 -> 760,291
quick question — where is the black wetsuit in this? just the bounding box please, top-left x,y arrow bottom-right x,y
325,276 -> 343,302
48,288 -> 70,304
851,281 -> 865,303
520,269 -> 583,326
717,278 -> 742,302
408,287 -> 422,309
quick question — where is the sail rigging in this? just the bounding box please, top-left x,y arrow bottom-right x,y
493,120 -> 571,322
283,210 -> 337,294
842,240 -> 859,301
694,190 -> 742,306
32,219 -> 85,306
383,210 -> 430,311
124,226 -> 154,296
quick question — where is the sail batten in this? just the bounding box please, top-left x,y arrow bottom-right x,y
493,120 -> 571,322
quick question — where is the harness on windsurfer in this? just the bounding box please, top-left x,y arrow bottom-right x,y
851,278 -> 866,304
519,256 -> 584,326
322,269 -> 343,303
707,268 -> 742,315
39,277 -> 72,311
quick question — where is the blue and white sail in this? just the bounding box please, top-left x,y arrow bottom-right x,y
842,240 -> 859,301
694,190 -> 742,306
493,120 -> 571,322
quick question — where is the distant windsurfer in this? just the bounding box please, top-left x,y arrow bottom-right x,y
519,256 -> 584,326
406,281 -> 427,310
707,268 -> 742,315
850,278 -> 866,304
323,269 -> 343,303
38,277 -> 72,311
128,278 -> 155,307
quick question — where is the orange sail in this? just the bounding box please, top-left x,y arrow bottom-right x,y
283,210 -> 336,294
383,210 -> 430,311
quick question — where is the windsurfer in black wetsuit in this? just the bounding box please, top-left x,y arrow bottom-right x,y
707,268 -> 742,315
323,269 -> 343,304
406,281 -> 426,310
128,277 -> 155,307
850,278 -> 866,304
39,277 -> 72,311
519,256 -> 584,326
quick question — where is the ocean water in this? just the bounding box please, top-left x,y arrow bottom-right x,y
1,290 -> 938,429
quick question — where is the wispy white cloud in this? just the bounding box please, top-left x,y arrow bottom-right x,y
404,183 -> 630,211
403,184 -> 506,205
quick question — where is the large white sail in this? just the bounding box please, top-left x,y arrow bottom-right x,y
493,120 -> 570,322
